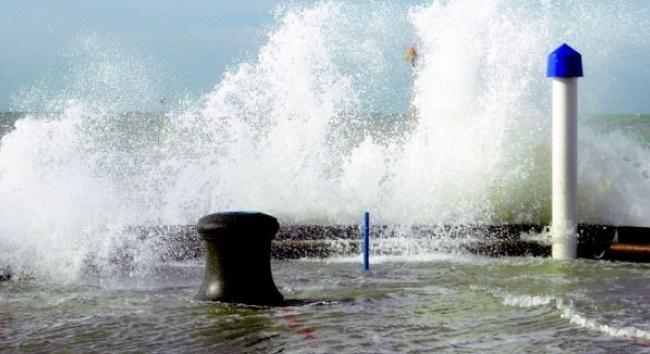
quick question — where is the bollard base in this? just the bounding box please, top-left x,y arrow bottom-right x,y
552,236 -> 577,260
552,223 -> 578,260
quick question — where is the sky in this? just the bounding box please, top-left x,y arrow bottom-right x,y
1,1 -> 649,113
0,1 -> 279,111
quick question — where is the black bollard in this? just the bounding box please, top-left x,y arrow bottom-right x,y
0,265 -> 11,282
195,212 -> 284,306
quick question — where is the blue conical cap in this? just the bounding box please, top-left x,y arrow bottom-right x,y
546,43 -> 583,78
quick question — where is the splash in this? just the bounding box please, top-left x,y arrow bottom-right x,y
496,292 -> 650,341
0,0 -> 649,279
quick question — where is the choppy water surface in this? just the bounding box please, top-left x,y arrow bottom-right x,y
1,256 -> 649,353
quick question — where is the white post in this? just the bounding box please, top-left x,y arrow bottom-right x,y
551,78 -> 578,259
547,43 -> 583,260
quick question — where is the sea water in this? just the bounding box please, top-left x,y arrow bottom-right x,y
1,1 -> 649,352
1,257 -> 649,352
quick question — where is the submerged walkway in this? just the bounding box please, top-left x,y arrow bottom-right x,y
135,224 -> 650,262
1,224 -> 648,282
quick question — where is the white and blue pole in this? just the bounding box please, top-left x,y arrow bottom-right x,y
547,43 -> 583,260
362,212 -> 370,271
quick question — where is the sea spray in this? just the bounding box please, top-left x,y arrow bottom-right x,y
396,0 -> 650,226
0,0 -> 649,279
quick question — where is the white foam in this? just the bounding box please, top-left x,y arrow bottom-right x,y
495,291 -> 650,340
502,293 -> 555,307
561,305 -> 650,341
299,252 -> 495,265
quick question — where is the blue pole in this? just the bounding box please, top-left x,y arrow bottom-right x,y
363,212 -> 370,271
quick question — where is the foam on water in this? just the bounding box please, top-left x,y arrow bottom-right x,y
0,0 -> 649,279
496,292 -> 650,341
303,253 -> 476,265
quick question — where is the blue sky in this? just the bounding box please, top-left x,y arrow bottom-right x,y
0,1 -> 278,111
1,1 -> 649,113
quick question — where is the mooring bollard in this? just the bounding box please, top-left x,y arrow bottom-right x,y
195,212 -> 284,305
547,43 -> 583,260
0,268 -> 11,282
362,212 -> 370,271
